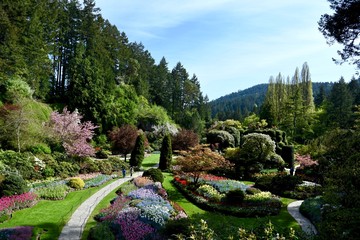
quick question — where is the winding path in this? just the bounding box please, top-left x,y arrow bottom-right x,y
58,171 -> 143,240
287,200 -> 318,235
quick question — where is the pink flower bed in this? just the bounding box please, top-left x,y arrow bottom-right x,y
0,192 -> 38,218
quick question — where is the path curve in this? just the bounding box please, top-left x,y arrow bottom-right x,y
59,171 -> 143,240
287,200 -> 318,235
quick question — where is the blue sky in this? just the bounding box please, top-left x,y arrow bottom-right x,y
95,0 -> 357,100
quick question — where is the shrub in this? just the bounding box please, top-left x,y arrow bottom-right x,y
108,156 -> 128,171
34,184 -> 70,200
162,218 -> 192,238
196,184 -> 224,202
271,173 -> 302,193
0,173 -> 29,197
246,187 -> 262,195
95,149 -> 109,159
159,134 -> 172,171
97,160 -> 113,175
254,174 -> 276,191
29,143 -> 52,154
88,222 -> 115,240
206,130 -> 235,150
171,129 -> 199,151
79,157 -> 99,174
130,134 -> 145,168
56,161 -> 80,178
67,177 -> 85,189
142,168 -> 164,183
0,150 -> 35,180
224,189 -> 245,204
299,196 -> 323,225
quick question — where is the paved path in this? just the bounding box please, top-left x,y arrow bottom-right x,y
287,200 -> 318,235
58,171 -> 143,240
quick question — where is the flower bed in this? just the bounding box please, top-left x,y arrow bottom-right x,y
172,176 -> 281,217
0,226 -> 33,240
84,174 -> 115,188
0,193 -> 38,223
91,176 -> 187,240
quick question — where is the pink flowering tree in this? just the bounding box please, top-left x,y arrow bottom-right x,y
48,107 -> 97,157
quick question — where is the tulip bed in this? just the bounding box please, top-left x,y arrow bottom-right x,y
173,174 -> 282,217
90,176 -> 187,240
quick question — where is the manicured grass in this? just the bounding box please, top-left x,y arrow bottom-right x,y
0,179 -> 117,240
162,173 -> 301,239
142,153 -> 160,169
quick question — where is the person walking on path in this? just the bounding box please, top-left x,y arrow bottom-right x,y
121,167 -> 126,178
130,166 -> 134,176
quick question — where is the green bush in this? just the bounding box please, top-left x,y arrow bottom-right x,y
299,197 -> 323,225
56,161 -> 80,178
142,168 -> 164,183
97,160 -> 113,175
79,157 -> 99,174
271,173 -> 302,194
159,134 -> 172,171
224,189 -> 245,204
88,222 -> 115,240
254,174 -> 275,191
130,134 -> 145,168
67,177 -> 85,189
246,187 -> 262,195
0,173 -> 29,197
108,156 -> 128,171
162,218 -> 193,238
0,150 -> 35,180
95,149 -> 109,159
28,143 -> 52,154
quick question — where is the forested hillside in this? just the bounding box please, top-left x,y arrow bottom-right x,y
0,0 -> 210,135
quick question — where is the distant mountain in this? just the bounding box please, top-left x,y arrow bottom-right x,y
210,82 -> 335,120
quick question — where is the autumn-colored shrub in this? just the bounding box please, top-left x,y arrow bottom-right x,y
172,129 -> 199,151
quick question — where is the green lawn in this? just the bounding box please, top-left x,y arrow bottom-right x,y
142,153 -> 160,169
0,179 -> 117,240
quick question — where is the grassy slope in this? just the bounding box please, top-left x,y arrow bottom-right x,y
0,179 -> 117,240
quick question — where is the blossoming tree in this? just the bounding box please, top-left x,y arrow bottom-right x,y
48,107 -> 97,157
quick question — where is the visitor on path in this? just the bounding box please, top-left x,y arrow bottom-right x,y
130,166 -> 134,176
122,167 -> 126,178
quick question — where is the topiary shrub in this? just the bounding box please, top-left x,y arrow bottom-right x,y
142,168 -> 164,183
130,134 -> 145,168
159,134 -> 172,171
224,189 -> 245,204
0,173 -> 29,197
206,130 -> 235,151
67,177 -> 85,189
271,173 -> 303,194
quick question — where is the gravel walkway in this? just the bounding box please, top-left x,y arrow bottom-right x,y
287,200 -> 318,235
58,171 -> 143,240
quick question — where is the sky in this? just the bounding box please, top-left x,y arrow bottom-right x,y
95,0 -> 358,101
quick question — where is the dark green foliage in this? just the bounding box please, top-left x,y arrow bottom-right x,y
95,149 -> 108,159
224,189 -> 245,204
246,187 -> 262,195
56,162 -> 80,178
108,156 -> 129,171
97,160 -> 113,175
130,134 -> 145,168
206,130 -> 235,150
79,157 -> 99,174
88,223 -> 115,240
159,134 -> 172,171
0,173 -> 29,197
299,197 -> 323,225
162,218 -> 192,237
254,174 -> 275,191
270,173 -> 302,194
281,145 -> 294,169
0,150 -> 35,180
142,168 -> 164,183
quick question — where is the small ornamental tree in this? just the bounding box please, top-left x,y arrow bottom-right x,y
159,134 -> 172,171
172,129 -> 199,151
175,144 -> 232,185
130,133 -> 145,168
48,107 -> 97,157
109,125 -> 138,161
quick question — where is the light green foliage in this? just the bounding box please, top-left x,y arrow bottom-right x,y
68,177 -> 85,189
243,113 -> 268,130
241,133 -> 276,163
1,76 -> 33,103
196,184 -> 225,202
174,219 -> 214,240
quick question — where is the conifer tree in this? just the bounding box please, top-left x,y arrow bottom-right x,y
130,133 -> 145,168
159,134 -> 172,171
